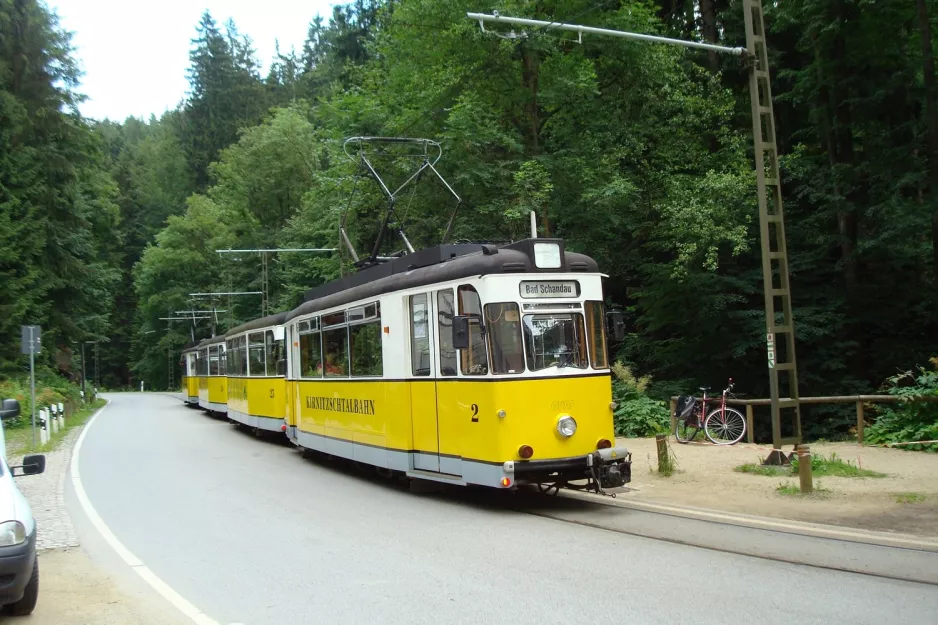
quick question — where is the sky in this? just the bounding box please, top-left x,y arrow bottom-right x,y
48,0 -> 337,121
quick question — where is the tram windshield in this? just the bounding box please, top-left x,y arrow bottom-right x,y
522,314 -> 589,371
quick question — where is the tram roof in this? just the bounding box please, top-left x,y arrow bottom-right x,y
196,335 -> 226,348
285,238 -> 598,322
225,311 -> 288,337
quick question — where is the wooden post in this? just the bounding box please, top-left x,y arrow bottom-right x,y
797,444 -> 813,493
669,398 -> 677,436
655,433 -> 671,474
746,405 -> 755,444
856,399 -> 865,445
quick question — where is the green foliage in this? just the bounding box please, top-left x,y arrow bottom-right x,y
0,370 -> 83,429
735,463 -> 788,477
776,481 -> 830,496
610,362 -> 670,437
865,359 -> 938,452
738,453 -> 886,478
0,0 -> 120,380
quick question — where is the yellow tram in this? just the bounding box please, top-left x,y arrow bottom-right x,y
224,312 -> 287,432
196,336 -> 228,414
189,238 -> 631,492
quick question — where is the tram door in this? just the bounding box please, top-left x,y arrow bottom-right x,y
409,293 -> 440,471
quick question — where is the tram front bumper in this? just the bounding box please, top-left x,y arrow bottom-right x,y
508,446 -> 631,488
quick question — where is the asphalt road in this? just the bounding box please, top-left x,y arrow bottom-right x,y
68,393 -> 938,625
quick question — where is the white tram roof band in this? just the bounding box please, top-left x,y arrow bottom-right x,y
285,238 -> 598,323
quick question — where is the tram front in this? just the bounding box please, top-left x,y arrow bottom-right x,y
447,239 -> 631,493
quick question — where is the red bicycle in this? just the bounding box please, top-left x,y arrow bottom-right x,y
673,378 -> 746,445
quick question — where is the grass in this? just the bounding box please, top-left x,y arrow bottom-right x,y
5,398 -> 106,458
776,481 -> 831,497
735,463 -> 789,477
735,452 -> 887,479
896,492 -> 926,504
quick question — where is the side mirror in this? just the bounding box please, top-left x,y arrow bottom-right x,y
12,454 -> 45,477
452,315 -> 470,350
0,398 -> 20,420
606,310 -> 626,341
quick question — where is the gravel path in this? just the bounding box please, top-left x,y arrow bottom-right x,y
10,427 -> 81,551
619,436 -> 938,536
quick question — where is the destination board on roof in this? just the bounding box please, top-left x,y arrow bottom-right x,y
519,281 -> 580,299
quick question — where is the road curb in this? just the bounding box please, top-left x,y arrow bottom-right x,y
559,489 -> 938,553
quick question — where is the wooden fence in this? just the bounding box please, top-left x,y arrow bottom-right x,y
669,395 -> 938,445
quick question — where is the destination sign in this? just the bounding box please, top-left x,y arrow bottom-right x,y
519,280 -> 579,299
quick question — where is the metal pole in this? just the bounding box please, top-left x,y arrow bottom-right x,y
530,211 -> 537,238
467,12 -> 748,56
29,328 -> 36,447
80,342 -> 86,397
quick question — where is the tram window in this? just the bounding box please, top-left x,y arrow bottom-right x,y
437,290 -> 457,376
265,330 -> 284,377
248,332 -> 266,377
484,303 -> 524,374
350,322 -> 382,376
585,301 -> 609,369
347,306 -> 366,324
323,311 -> 345,327
410,294 -> 431,376
298,321 -> 309,333
522,314 -> 589,371
323,327 -> 349,377
238,336 -> 248,376
299,331 -> 322,378
209,346 -> 219,376
457,285 -> 488,376
219,344 -> 227,376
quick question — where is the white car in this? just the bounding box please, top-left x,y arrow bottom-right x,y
0,399 -> 46,616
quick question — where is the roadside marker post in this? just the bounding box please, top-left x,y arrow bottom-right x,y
50,405 -> 58,434
797,445 -> 813,493
38,409 -> 48,446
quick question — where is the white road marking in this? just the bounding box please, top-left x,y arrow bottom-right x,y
70,401 -> 221,625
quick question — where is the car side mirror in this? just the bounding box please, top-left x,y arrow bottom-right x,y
0,398 -> 20,420
12,454 -> 45,477
452,315 -> 470,350
606,310 -> 626,341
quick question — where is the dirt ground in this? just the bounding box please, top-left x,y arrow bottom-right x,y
0,548 -> 183,625
618,437 -> 938,538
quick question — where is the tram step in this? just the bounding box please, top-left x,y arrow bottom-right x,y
406,469 -> 467,486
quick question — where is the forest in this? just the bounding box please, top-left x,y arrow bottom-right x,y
2,0 -> 938,443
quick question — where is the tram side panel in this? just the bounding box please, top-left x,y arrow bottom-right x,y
197,376 -> 209,409
208,376 -> 228,414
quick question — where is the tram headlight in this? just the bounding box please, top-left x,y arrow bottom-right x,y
556,415 -> 577,438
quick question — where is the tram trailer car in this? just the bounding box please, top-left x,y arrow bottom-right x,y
277,238 -> 631,492
180,346 -> 200,406
225,312 -> 288,432
196,336 -> 228,415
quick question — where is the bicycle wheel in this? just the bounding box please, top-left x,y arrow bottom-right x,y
704,407 -> 746,445
674,417 -> 699,444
